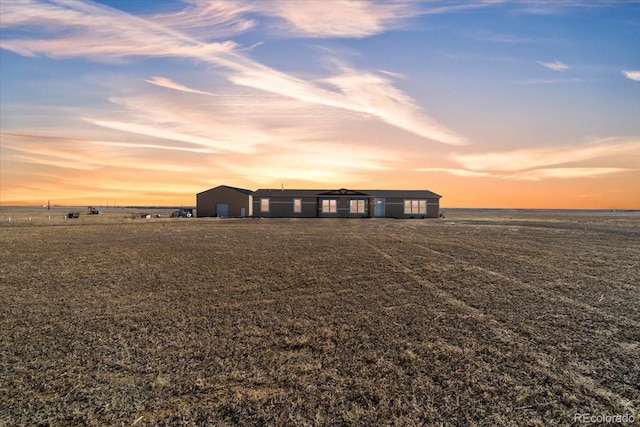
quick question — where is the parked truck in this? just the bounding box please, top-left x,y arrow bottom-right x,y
171,208 -> 194,218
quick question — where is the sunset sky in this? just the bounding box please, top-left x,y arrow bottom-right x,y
1,0 -> 639,208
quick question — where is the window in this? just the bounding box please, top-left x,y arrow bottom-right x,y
260,198 -> 270,212
404,199 -> 427,214
293,198 -> 302,213
350,199 -> 365,213
322,199 -> 337,213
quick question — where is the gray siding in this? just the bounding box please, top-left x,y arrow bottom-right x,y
382,197 -> 440,218
252,195 -> 439,218
200,186 -> 442,219
254,196 -> 318,218
318,197 -> 368,218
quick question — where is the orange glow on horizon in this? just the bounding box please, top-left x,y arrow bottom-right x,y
1,169 -> 638,209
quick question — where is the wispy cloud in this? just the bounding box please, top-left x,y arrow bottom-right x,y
148,0 -> 256,40
85,110 -> 264,153
512,1 -> 632,16
452,139 -> 640,172
0,0 -> 238,61
378,69 -> 407,79
164,0 -> 491,40
538,60 -> 570,72
85,119 -> 255,154
230,141 -> 398,184
413,168 -> 494,178
622,70 -> 640,81
99,91 -> 307,147
251,1 -> 499,39
1,132 -> 212,173
508,167 -> 631,181
436,138 -> 640,181
416,166 -> 634,181
145,76 -> 217,96
0,0 -> 468,146
95,141 -> 212,154
2,77 -> 406,196
320,66 -> 470,145
251,0 -> 424,38
202,55 -> 470,145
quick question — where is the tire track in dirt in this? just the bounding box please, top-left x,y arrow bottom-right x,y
394,237 -> 640,401
361,237 -> 639,416
364,237 -> 550,347
391,237 -> 638,326
382,225 -> 639,321
385,229 -> 639,341
355,222 -> 636,326
422,236 -> 638,292
393,220 -> 639,290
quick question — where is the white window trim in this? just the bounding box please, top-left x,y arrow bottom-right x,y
293,198 -> 302,213
322,199 -> 337,213
350,199 -> 365,214
260,198 -> 270,212
404,199 -> 427,214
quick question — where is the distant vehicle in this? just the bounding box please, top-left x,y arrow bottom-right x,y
132,213 -> 151,219
88,207 -> 102,215
171,208 -> 193,218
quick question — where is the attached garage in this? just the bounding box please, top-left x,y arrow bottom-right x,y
196,185 -> 253,217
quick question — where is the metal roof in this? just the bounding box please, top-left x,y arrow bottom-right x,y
361,189 -> 442,199
253,188 -> 441,198
197,185 -> 253,196
254,189 -> 327,197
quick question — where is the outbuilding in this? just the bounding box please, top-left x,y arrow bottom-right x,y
196,185 -> 253,217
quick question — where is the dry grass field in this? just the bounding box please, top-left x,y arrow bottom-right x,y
1,208 -> 639,426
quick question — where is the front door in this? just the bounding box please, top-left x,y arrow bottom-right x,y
373,198 -> 385,217
216,203 -> 229,217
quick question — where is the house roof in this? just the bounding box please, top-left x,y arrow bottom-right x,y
253,188 -> 441,198
198,186 -> 441,199
361,189 -> 442,199
197,185 -> 254,196
254,189 -> 327,197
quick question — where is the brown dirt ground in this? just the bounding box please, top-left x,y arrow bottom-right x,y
1,208 -> 638,426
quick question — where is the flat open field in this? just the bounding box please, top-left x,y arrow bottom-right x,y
1,209 -> 639,426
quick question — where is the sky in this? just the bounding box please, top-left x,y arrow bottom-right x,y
1,0 -> 639,208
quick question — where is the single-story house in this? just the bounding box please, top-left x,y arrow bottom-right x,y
196,185 -> 254,217
196,185 -> 441,218
253,188 -> 441,218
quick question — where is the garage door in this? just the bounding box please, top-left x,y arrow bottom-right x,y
216,203 -> 229,217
